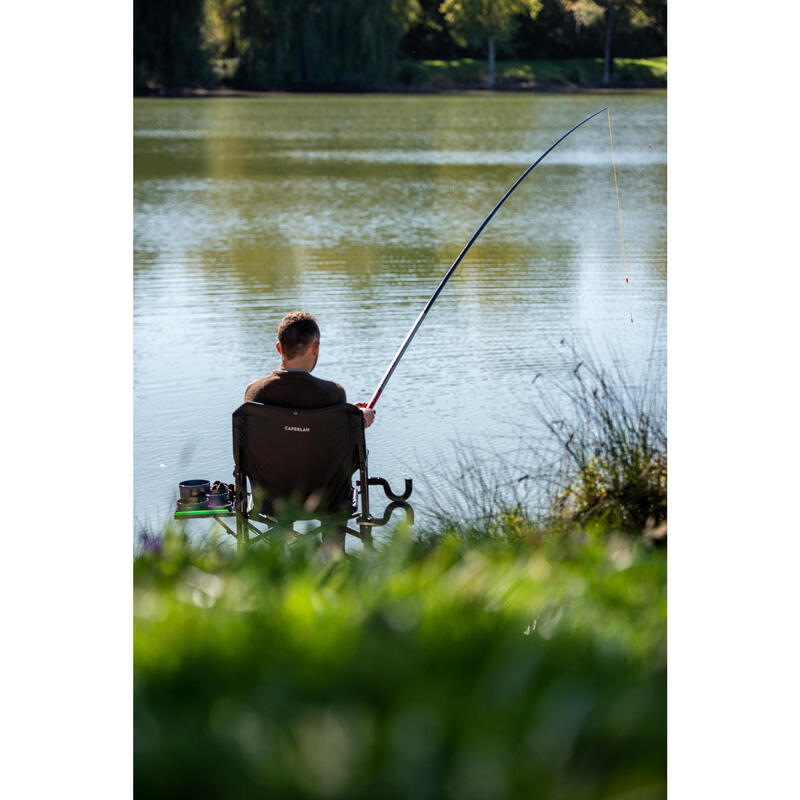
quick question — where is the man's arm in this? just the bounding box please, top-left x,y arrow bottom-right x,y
331,380 -> 374,428
354,402 -> 375,428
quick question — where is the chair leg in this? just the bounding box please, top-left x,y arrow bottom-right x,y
358,448 -> 370,522
235,470 -> 249,550
360,520 -> 374,549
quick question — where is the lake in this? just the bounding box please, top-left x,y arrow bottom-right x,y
134,91 -> 666,537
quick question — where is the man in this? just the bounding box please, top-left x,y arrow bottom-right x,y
244,311 -> 376,428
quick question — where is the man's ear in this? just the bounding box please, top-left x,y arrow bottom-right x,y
312,339 -> 320,354
276,341 -> 282,355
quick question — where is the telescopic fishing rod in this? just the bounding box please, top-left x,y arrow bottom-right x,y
367,106 -> 609,410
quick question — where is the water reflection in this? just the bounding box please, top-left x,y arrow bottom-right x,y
164,495 -> 415,555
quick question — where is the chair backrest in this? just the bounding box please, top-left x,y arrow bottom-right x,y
232,401 -> 365,517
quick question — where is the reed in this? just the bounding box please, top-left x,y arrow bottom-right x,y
425,337 -> 666,541
534,338 -> 667,537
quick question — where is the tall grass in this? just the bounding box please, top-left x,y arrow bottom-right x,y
424,338 -> 666,541
423,437 -> 548,532
534,339 -> 667,537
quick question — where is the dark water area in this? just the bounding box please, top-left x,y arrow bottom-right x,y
134,91 -> 666,537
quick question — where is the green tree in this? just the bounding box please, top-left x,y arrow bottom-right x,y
566,0 -> 666,83
439,0 -> 542,86
400,0 -> 459,59
202,0 -> 245,60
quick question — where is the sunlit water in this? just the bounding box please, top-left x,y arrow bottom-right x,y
134,91 -> 666,538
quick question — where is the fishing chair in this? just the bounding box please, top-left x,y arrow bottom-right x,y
222,401 -> 412,549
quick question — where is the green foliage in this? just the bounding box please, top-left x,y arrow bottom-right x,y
201,0 -> 244,60
403,0 -> 665,61
561,0 -> 666,58
418,55 -> 665,85
396,57 -> 426,85
135,520 -> 665,798
400,0 -> 462,59
134,0 -> 214,90
134,0 -> 665,91
568,0 -> 606,29
440,0 -> 542,50
612,55 -> 667,82
233,0 -> 421,89
535,342 -> 667,536
418,56 -> 487,82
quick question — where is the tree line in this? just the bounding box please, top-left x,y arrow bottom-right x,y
134,0 -> 666,92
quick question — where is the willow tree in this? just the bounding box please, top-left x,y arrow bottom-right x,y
439,0 -> 542,87
233,0 -> 420,89
134,0 -> 211,89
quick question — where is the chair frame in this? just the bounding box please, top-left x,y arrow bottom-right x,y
176,403 -> 413,549
228,439 -> 412,549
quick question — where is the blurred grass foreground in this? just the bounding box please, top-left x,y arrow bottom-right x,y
135,527 -> 666,798
134,349 -> 666,798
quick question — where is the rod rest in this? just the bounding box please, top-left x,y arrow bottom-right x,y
359,477 -> 413,502
356,500 -> 414,528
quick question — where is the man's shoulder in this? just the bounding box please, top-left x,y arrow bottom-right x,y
305,373 -> 346,396
244,371 -> 281,399
302,373 -> 347,405
244,370 -> 346,407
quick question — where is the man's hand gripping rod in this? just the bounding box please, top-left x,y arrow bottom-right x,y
367,106 -> 609,409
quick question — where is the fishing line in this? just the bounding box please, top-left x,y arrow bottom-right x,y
606,108 -> 633,323
367,106 -> 609,409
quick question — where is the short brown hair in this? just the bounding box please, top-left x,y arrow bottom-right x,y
278,311 -> 320,359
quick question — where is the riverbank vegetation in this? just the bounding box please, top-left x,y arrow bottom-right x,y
134,346 -> 667,797
134,0 -> 667,94
416,55 -> 665,88
536,341 -> 667,537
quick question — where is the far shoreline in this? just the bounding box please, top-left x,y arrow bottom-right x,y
135,83 -> 666,99
136,55 -> 666,98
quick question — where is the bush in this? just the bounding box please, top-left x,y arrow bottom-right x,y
396,57 -> 424,86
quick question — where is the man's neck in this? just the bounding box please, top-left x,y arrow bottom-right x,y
281,359 -> 310,372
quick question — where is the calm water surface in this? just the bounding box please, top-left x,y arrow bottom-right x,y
134,92 -> 666,535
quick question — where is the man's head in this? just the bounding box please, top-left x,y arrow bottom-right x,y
276,311 -> 320,371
